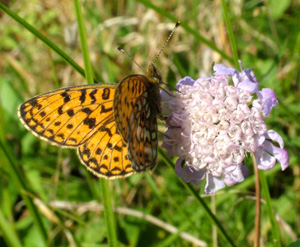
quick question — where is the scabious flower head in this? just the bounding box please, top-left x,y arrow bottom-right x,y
162,62 -> 289,194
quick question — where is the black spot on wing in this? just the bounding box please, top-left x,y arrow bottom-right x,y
83,118 -> 96,129
57,133 -> 65,139
58,106 -> 63,115
88,158 -> 98,166
61,91 -> 71,103
67,109 -> 74,116
82,107 -> 93,114
102,88 -> 110,100
79,89 -> 86,103
100,105 -> 112,113
89,89 -> 97,103
68,137 -> 77,143
45,129 -> 54,135
112,166 -> 121,171
114,145 -> 122,152
102,127 -> 112,137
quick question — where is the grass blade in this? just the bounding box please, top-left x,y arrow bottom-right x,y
221,0 -> 239,69
73,0 -> 94,85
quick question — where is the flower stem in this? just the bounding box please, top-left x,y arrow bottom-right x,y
252,153 -> 261,247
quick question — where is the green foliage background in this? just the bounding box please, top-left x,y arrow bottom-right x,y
0,0 -> 299,246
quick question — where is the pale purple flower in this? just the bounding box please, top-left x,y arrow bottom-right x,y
162,62 -> 289,194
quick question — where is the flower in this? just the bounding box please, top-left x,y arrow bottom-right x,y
162,62 -> 289,194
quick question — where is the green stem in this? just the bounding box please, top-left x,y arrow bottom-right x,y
73,1 -> 118,246
73,0 -> 94,85
159,148 -> 236,247
259,170 -> 282,247
0,140 -> 48,246
221,0 -> 240,69
100,179 -> 119,247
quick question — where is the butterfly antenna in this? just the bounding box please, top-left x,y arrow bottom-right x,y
118,47 -> 146,73
152,20 -> 181,65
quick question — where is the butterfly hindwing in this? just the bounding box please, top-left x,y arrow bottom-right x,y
78,121 -> 134,178
127,90 -> 160,172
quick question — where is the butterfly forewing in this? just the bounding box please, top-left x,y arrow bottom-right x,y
113,75 -> 148,143
18,85 -> 116,147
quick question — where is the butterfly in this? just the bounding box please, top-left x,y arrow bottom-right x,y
18,63 -> 162,178
18,21 -> 180,179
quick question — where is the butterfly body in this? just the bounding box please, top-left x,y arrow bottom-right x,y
18,63 -> 162,179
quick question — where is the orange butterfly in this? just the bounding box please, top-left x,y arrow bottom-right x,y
18,21 -> 180,179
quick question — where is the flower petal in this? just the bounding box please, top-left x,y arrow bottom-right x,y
223,165 -> 246,186
257,88 -> 278,116
242,69 -> 259,84
262,141 -> 289,170
265,130 -> 284,149
213,64 -> 237,77
176,76 -> 195,90
254,147 -> 276,170
241,164 -> 249,178
175,158 -> 205,185
205,174 -> 225,194
237,79 -> 259,94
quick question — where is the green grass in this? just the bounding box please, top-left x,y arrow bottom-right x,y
0,0 -> 299,246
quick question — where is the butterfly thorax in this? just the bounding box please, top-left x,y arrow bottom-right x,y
145,63 -> 162,116
145,63 -> 162,85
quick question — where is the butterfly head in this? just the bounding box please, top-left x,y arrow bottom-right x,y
146,63 -> 162,85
